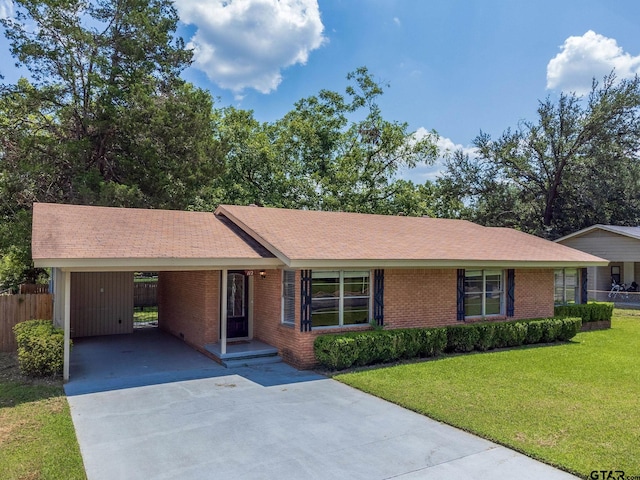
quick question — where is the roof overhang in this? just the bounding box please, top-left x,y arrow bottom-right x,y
283,259 -> 610,269
556,224 -> 640,243
35,257 -> 608,271
34,257 -> 284,272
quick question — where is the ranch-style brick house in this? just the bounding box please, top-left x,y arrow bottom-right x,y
31,203 -> 607,380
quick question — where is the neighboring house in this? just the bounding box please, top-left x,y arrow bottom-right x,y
556,224 -> 640,301
32,203 -> 606,380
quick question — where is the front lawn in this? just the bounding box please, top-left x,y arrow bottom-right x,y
336,311 -> 640,477
133,306 -> 158,324
0,353 -> 86,480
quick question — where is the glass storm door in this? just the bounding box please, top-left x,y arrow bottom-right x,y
227,271 -> 249,339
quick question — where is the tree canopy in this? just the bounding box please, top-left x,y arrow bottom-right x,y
198,67 -> 440,214
0,0 -> 224,289
441,73 -> 640,239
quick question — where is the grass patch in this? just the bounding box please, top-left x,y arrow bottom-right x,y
0,353 -> 86,480
133,306 -> 158,324
336,312 -> 640,477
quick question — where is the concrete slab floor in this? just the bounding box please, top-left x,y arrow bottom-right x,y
65,331 -> 578,479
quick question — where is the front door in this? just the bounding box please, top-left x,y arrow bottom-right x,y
227,271 -> 249,339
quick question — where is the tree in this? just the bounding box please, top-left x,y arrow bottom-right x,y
0,0 -> 223,288
200,67 -> 440,215
192,106 -> 319,210
442,73 -> 640,238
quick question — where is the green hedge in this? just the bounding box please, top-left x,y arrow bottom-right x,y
554,302 -> 613,323
314,317 -> 582,370
13,319 -> 68,377
314,328 -> 447,370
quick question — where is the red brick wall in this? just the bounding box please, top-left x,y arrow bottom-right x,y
385,269 -> 458,328
157,271 -> 219,349
252,269 -> 282,343
512,268 -> 555,320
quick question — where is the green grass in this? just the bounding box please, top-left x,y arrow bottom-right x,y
0,354 -> 86,479
336,311 -> 640,477
133,306 -> 158,323
133,276 -> 157,283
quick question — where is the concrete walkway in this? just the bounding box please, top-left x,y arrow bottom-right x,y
65,330 -> 578,480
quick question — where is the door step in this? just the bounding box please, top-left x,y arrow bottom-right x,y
204,340 -> 281,368
222,355 -> 282,368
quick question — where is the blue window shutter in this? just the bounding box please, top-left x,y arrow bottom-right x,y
581,268 -> 588,304
300,270 -> 312,332
457,269 -> 465,321
507,269 -> 515,317
374,269 -> 384,326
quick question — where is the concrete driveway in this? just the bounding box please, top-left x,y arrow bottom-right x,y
65,330 -> 578,479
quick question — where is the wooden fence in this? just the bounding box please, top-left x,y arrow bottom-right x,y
19,283 -> 50,294
0,294 -> 53,352
134,282 -> 158,308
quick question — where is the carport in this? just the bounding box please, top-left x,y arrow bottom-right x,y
63,327 -> 226,395
31,203 -> 282,381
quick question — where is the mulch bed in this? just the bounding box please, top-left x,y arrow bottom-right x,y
0,352 -> 62,387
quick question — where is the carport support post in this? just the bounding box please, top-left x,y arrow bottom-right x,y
63,270 -> 71,382
220,269 -> 227,356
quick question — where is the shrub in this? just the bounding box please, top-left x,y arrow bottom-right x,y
557,317 -> 582,341
554,302 -> 613,323
421,328 -> 447,357
398,329 -> 422,358
493,322 -> 527,348
314,317 -> 582,370
446,324 -> 479,353
524,320 -> 544,344
523,317 -> 581,343
13,319 -> 68,377
314,335 -> 358,370
474,323 -> 496,351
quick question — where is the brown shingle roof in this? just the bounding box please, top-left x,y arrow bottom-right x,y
216,205 -> 607,268
32,203 -> 276,269
32,202 -> 607,269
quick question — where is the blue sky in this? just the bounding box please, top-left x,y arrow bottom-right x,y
2,0 -> 640,182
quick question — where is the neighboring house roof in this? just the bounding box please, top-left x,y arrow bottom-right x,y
32,203 -> 278,270
215,205 -> 607,268
32,202 -> 607,270
555,224 -> 640,263
556,224 -> 640,243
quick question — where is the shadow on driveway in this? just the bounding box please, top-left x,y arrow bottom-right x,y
64,328 -> 324,396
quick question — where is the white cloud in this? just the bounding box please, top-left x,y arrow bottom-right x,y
399,128 -> 477,183
393,17 -> 401,27
176,0 -> 325,94
0,0 -> 13,19
547,30 -> 640,94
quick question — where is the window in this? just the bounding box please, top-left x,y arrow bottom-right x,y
311,271 -> 370,327
555,268 -> 578,304
464,270 -> 504,317
282,270 -> 295,325
611,266 -> 621,285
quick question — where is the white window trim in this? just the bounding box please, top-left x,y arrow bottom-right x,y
281,269 -> 296,325
312,270 -> 372,328
554,268 -> 579,305
464,269 -> 505,318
